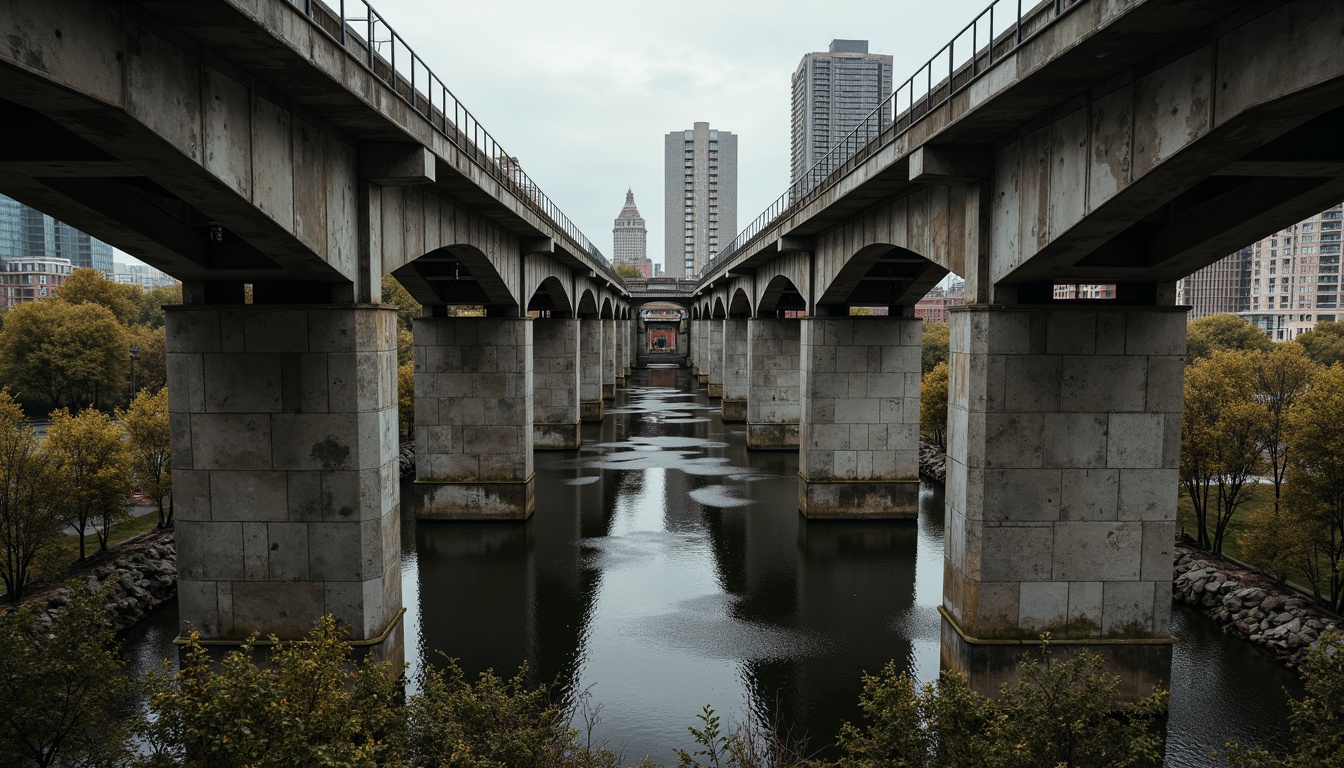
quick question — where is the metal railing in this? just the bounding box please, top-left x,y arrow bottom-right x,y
281,0 -> 617,281
707,0 -> 1080,275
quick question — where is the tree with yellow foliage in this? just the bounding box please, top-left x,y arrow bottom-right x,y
45,407 -> 132,559
0,390 -> 59,601
118,388 -> 172,528
1283,364 -> 1344,612
920,361 -> 949,450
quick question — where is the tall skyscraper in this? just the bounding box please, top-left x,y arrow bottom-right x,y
1238,202 -> 1343,340
612,189 -> 653,278
0,193 -> 115,275
791,40 -> 893,188
1177,246 -> 1252,320
664,122 -> 737,279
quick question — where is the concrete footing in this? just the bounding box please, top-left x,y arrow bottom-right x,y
798,316 -> 922,519
942,305 -> 1184,641
721,398 -> 747,422
413,317 -> 534,520
167,304 -> 402,655
746,422 -> 799,449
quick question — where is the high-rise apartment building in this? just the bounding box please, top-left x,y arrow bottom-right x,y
0,193 -> 114,275
1177,247 -> 1252,319
1238,203 -> 1343,340
612,189 -> 653,278
790,40 -> 893,188
664,122 -> 737,279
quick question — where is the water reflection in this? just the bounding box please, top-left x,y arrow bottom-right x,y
121,365 -> 1304,767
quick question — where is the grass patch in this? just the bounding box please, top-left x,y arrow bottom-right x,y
1174,480 -> 1276,564
47,511 -> 164,570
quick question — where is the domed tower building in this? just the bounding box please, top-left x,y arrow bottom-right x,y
613,188 -> 653,278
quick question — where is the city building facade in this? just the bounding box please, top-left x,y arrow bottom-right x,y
1238,202 -> 1343,340
1177,247 -> 1252,320
113,261 -> 177,289
790,40 -> 893,188
0,193 -> 114,275
612,189 -> 653,278
0,256 -> 73,308
914,281 -> 965,323
664,122 -> 737,279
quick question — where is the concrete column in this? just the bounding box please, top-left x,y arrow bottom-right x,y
721,318 -> 748,422
798,316 -> 921,518
687,320 -> 698,375
602,318 -> 617,400
746,317 -> 801,449
614,317 -> 627,383
167,305 -> 402,654
697,321 -> 709,385
532,318 -> 580,450
942,305 -> 1184,642
579,318 -> 604,422
412,317 -> 534,520
706,319 -> 724,399
627,319 -> 637,373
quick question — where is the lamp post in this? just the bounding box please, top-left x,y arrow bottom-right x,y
129,343 -> 140,399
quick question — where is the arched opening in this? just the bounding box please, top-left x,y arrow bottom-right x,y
576,289 -> 599,319
711,297 -> 727,319
640,301 -> 685,354
393,244 -> 517,314
816,244 -> 947,314
757,274 -> 807,316
727,287 -> 752,318
527,275 -> 573,318
600,297 -> 615,320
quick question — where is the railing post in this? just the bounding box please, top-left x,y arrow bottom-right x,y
339,0 -> 345,45
1017,0 -> 1023,44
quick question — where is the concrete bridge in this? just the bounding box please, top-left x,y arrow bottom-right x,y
678,0 -> 1344,657
0,0 -> 641,658
3,0 -> 1342,670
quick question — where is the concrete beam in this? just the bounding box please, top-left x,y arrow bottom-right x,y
908,145 -> 990,185
521,237 -> 555,255
775,236 -> 815,254
359,143 -> 435,185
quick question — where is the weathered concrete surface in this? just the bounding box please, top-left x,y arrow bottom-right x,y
798,317 -> 921,518
602,319 -> 617,400
706,319 -> 725,399
532,318 -> 580,450
614,317 -> 627,384
580,318 -> 604,422
721,319 -> 749,422
412,317 -> 534,519
746,318 -> 801,449
167,305 -> 402,649
942,305 -> 1184,640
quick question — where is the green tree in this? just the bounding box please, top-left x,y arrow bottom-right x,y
1224,630 -> 1344,767
1255,344 -> 1316,509
1238,502 -> 1317,585
139,616 -> 405,768
1294,321 -> 1344,368
1186,314 -> 1272,362
921,322 -> 949,375
615,264 -> 642,279
134,283 -> 183,329
1283,364 -> 1344,611
0,390 -> 60,602
56,267 -> 142,327
45,407 -> 132,559
129,324 -> 168,395
398,360 -> 415,438
0,583 -> 137,767
832,643 -> 1166,768
397,326 -> 414,365
0,299 -> 129,410
921,360 -> 949,450
118,388 -> 172,528
382,275 -> 421,331
1180,351 -> 1269,554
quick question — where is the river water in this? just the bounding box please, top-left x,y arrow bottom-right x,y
122,365 -> 1303,766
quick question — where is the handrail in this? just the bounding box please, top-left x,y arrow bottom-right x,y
707,0 -> 1080,276
282,0 -> 619,283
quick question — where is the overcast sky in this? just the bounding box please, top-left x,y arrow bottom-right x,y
359,0 -> 990,269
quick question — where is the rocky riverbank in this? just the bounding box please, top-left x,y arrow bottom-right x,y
918,440 -> 946,483
19,529 -> 177,632
1173,543 -> 1339,669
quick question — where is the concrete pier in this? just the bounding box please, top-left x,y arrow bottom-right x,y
167,304 -> 402,654
580,318 -> 604,422
532,318 -> 581,450
798,316 -> 921,518
614,317 -> 627,384
942,305 -> 1184,641
721,318 -> 748,422
697,320 -> 710,385
602,318 -> 617,400
706,319 -> 724,399
746,317 -> 801,449
412,317 -> 534,520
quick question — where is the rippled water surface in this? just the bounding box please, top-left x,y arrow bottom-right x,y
125,365 -> 1304,766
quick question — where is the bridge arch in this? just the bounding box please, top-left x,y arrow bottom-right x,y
393,244 -> 514,309
600,296 -> 615,320
757,274 -> 807,315
527,276 -> 573,317
711,296 -> 727,319
816,243 -> 948,311
727,287 -> 753,317
576,288 -> 600,318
